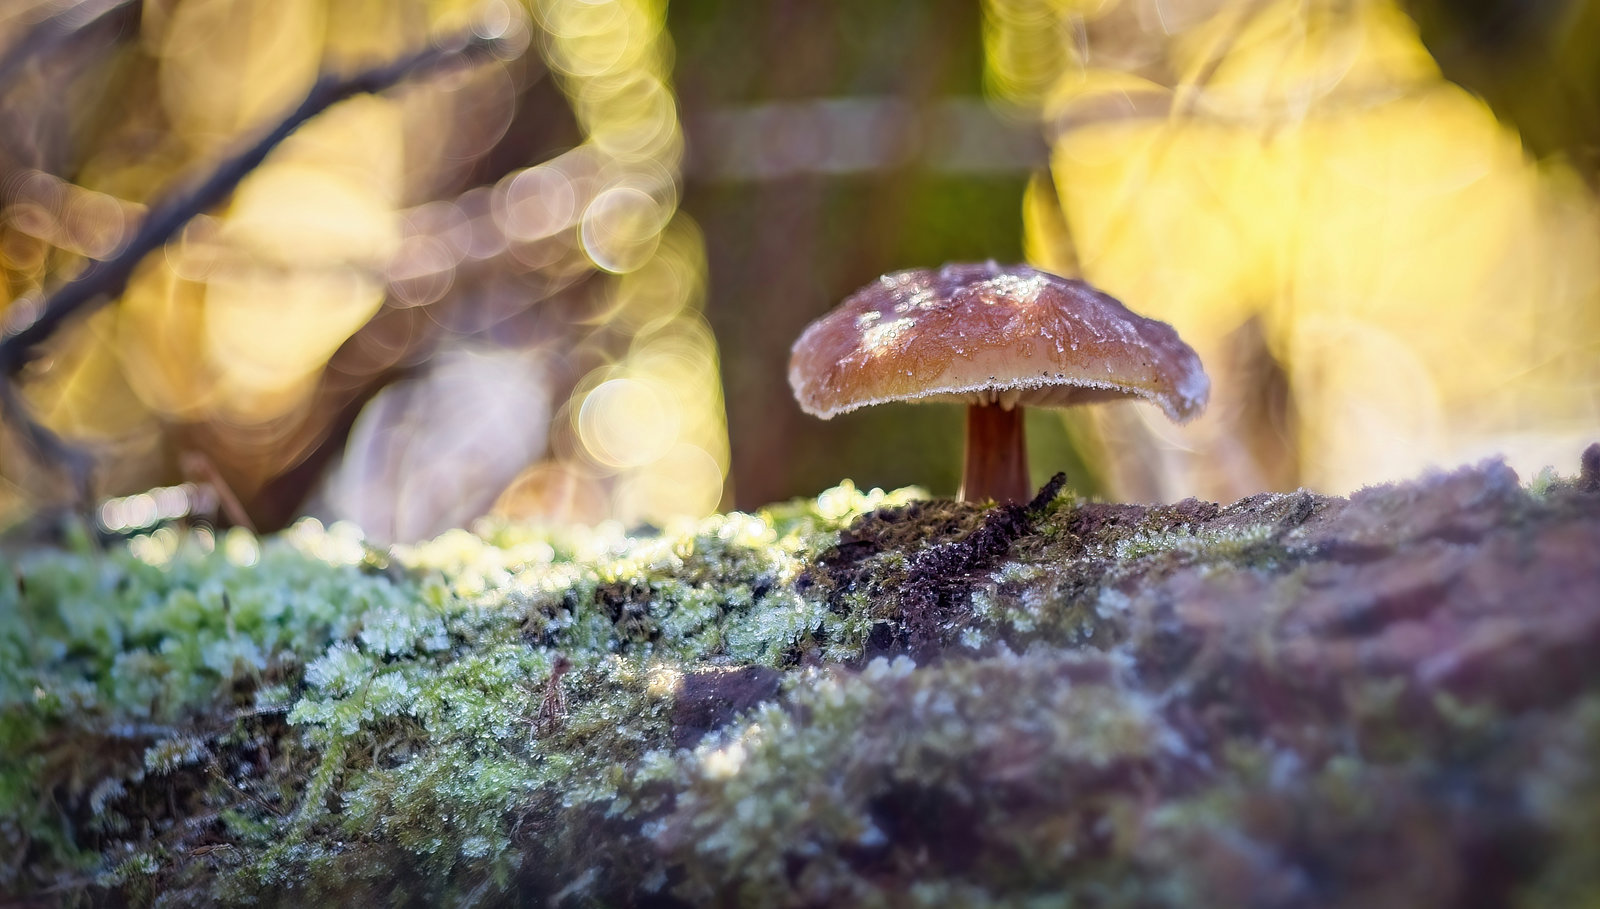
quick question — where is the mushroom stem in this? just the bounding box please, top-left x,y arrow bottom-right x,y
960,402 -> 1030,503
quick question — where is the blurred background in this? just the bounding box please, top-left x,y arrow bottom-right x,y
0,0 -> 1596,542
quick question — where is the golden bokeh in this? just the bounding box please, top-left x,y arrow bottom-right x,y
2,0 -> 726,535
990,0 -> 1600,499
8,0 -> 1590,530
513,0 -> 725,528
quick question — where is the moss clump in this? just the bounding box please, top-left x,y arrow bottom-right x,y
4,461 -> 1600,906
648,650 -> 1176,907
0,482 -> 920,903
0,522 -> 409,896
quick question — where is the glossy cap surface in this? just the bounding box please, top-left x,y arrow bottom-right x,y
789,262 -> 1210,421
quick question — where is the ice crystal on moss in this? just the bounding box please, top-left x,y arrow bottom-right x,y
4,466 -> 1599,906
143,735 -> 211,774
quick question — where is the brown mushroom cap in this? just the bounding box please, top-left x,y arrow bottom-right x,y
789,262 -> 1209,421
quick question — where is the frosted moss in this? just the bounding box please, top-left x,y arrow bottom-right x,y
0,482 -> 925,902
3,461 -> 1599,906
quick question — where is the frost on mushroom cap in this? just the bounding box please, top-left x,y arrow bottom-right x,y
788,262 -> 1210,421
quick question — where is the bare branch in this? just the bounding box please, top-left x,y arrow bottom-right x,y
1,30 -> 505,374
0,28 -> 509,496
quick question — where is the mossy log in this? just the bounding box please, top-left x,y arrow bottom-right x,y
3,449 -> 1600,906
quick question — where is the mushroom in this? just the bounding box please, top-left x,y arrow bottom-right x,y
788,262 -> 1210,503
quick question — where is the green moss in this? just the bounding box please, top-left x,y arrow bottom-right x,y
3,466 -> 1599,906
0,520 -> 412,895
650,651 -> 1176,906
0,482 -> 926,902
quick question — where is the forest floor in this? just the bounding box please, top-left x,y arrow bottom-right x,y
3,447 -> 1599,906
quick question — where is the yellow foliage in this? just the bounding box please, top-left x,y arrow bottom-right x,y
28,311 -> 151,441
116,260 -> 217,420
2,0 -> 727,533
996,0 -> 1600,497
203,268 -> 386,412
156,0 -> 327,148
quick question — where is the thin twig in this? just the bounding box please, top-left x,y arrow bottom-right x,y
207,758 -> 285,819
1,30 -> 505,372
0,28 -> 507,497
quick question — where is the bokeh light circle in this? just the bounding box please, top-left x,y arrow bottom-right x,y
580,186 -> 667,273
576,376 -> 679,468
